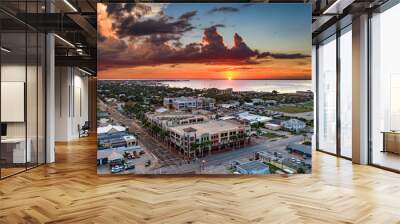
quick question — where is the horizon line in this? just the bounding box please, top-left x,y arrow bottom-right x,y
97,78 -> 312,81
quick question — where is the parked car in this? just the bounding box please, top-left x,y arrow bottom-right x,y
133,151 -> 140,159
273,152 -> 283,158
139,150 -> 145,155
123,152 -> 133,160
126,163 -> 135,170
145,160 -> 151,167
111,165 -> 124,173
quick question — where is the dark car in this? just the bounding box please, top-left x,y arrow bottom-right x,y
145,160 -> 151,167
126,163 -> 135,170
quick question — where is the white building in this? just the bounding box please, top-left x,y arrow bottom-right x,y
281,119 -> 306,132
123,135 -> 138,147
220,101 -> 240,109
243,102 -> 254,107
155,107 -> 169,113
237,112 -> 272,124
265,123 -> 281,130
97,124 -> 126,135
251,98 -> 265,104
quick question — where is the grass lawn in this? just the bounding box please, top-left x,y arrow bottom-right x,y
264,162 -> 287,174
272,101 -> 313,113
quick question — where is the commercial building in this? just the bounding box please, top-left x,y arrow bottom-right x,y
163,96 -> 215,110
219,101 -> 240,109
287,143 -> 312,158
97,145 -> 141,165
97,125 -> 137,150
265,123 -> 282,130
146,111 -> 209,129
281,119 -> 306,132
237,112 -> 272,124
235,161 -> 270,174
167,120 -> 251,159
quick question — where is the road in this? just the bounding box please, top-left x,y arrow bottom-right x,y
98,100 -> 183,167
145,135 -> 305,174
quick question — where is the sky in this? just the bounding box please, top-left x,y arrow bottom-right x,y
98,3 -> 311,80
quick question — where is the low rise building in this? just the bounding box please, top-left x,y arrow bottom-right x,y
146,111 -> 209,128
287,143 -> 311,158
163,96 -> 215,110
296,90 -> 313,97
251,98 -> 265,104
220,101 -> 240,109
98,125 -> 126,139
235,161 -> 270,174
243,102 -> 254,107
256,151 -> 275,162
97,145 -> 141,165
97,125 -> 137,150
281,119 -> 306,132
265,123 -> 281,130
167,120 -> 251,159
237,112 -> 272,124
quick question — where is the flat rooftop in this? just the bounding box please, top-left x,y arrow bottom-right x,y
168,120 -> 246,136
237,161 -> 269,172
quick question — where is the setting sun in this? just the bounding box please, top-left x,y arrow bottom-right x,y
224,71 -> 236,80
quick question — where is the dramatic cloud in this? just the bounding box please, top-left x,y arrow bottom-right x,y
105,3 -> 194,38
257,52 -> 310,60
100,24 -> 309,71
115,17 -> 195,37
208,7 -> 239,14
179,10 -> 197,20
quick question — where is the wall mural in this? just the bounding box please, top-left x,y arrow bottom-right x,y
97,3 -> 313,175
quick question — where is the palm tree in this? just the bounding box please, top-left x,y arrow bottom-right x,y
196,139 -> 210,157
198,141 -> 206,157
230,135 -> 238,148
244,132 -> 251,145
191,142 -> 200,159
237,132 -> 245,147
202,140 -> 212,156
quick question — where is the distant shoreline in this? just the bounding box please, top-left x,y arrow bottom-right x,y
98,79 -> 312,93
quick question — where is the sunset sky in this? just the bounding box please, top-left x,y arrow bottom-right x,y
98,3 -> 311,80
